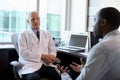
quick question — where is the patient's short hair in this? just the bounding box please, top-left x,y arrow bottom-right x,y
99,7 -> 120,29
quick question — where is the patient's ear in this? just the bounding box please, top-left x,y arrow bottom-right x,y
100,18 -> 111,33
100,18 -> 108,30
100,18 -> 107,26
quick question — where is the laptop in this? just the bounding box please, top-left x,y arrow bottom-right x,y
58,34 -> 88,52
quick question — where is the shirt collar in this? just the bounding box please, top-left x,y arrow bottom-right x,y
32,28 -> 40,34
103,29 -> 119,40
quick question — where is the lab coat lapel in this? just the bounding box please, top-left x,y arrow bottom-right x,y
28,29 -> 40,43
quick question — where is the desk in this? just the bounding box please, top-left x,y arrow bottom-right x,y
57,48 -> 87,57
57,48 -> 87,67
0,44 -> 17,80
0,44 -> 14,49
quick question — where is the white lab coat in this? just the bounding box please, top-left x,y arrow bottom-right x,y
18,28 -> 57,77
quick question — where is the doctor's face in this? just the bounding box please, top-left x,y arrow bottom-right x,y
27,12 -> 40,30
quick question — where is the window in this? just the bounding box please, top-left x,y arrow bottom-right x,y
39,0 -> 66,38
0,0 -> 66,43
0,0 -> 37,43
47,14 -> 61,37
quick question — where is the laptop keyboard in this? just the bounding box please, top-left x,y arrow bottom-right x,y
67,46 -> 83,49
58,46 -> 84,51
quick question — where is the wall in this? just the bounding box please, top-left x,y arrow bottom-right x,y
70,0 -> 88,33
60,0 -> 88,43
88,0 -> 120,31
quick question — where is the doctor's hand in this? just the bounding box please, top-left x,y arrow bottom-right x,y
41,54 -> 56,64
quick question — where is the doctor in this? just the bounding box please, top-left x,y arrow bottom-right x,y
18,11 -> 61,80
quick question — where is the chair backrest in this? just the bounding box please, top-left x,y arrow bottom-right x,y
11,33 -> 22,80
11,33 -> 19,53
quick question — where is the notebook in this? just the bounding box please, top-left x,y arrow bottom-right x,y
58,34 -> 87,52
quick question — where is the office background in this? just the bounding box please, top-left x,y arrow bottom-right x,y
0,0 -> 120,44
0,0 -> 120,80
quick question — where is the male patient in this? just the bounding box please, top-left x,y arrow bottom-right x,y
18,11 -> 61,80
76,7 -> 120,80
59,7 -> 120,80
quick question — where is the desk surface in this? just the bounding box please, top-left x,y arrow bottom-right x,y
57,48 -> 88,58
0,44 -> 15,49
0,44 -> 88,58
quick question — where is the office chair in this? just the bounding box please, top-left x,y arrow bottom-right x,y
10,33 -> 23,80
10,33 -> 61,80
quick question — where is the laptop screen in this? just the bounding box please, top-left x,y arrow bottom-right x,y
69,34 -> 87,48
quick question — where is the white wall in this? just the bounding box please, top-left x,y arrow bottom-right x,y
88,0 -> 120,31
60,0 -> 88,42
70,0 -> 88,33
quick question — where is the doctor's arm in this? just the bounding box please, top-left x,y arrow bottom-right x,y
40,32 -> 58,64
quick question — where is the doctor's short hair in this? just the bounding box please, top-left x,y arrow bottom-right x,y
26,11 -> 39,22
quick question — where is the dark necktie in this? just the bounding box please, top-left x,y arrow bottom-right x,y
36,31 -> 39,40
